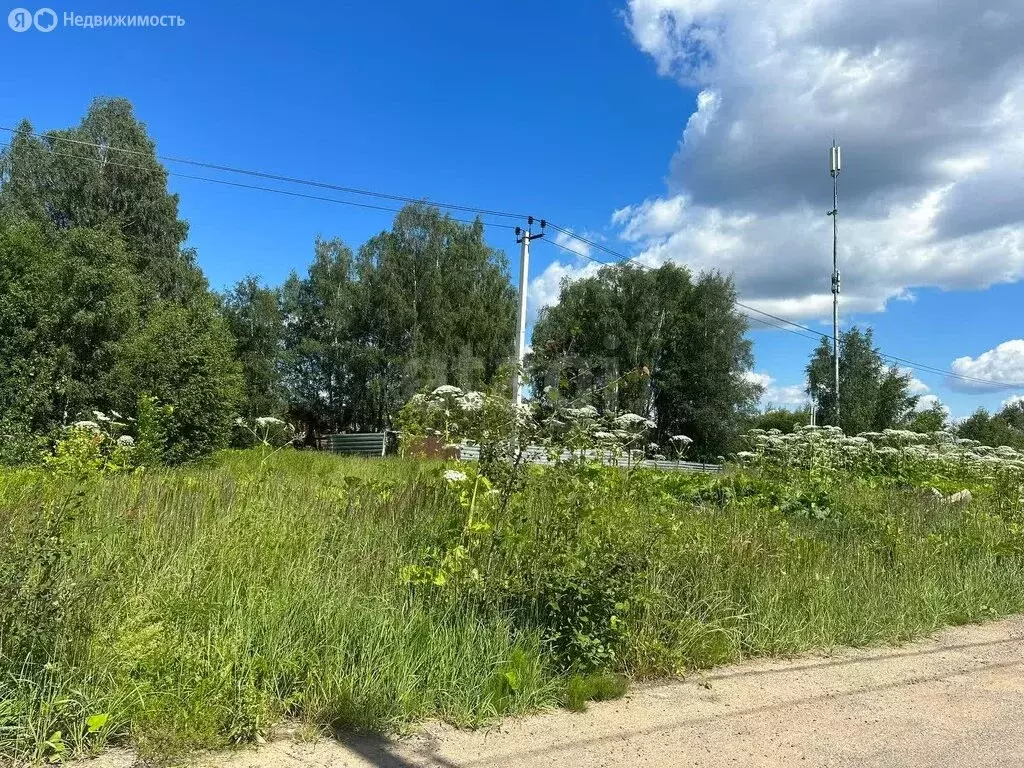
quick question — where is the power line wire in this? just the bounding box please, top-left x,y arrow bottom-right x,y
538,235 -> 1024,390
0,142 -> 519,231
548,225 -> 832,334
2,128 -> 1017,390
0,125 -> 531,222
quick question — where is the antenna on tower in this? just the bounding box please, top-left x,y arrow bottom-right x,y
827,140 -> 842,425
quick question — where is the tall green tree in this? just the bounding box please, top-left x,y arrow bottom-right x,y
279,205 -> 516,435
529,264 -> 667,416
220,277 -> 285,419
806,327 -> 919,434
351,205 -> 516,427
529,263 -> 760,458
0,98 -> 203,303
105,299 -> 244,464
656,272 -> 760,458
0,220 -> 139,434
0,98 -> 248,463
281,238 -> 358,435
957,402 -> 1024,449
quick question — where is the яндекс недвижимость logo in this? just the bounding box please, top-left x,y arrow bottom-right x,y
7,8 -> 184,31
8,7 -> 57,31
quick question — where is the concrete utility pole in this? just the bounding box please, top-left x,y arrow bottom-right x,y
512,217 -> 545,405
828,142 -> 842,424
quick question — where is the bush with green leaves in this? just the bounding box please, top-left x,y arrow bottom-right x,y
43,414 -> 138,478
105,300 -> 244,464
0,419 -> 47,467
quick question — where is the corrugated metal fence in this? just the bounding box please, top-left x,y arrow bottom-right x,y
322,433 -> 389,456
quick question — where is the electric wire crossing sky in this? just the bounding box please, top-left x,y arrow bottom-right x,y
0,124 -> 1019,398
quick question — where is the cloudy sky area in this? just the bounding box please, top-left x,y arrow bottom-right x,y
8,1 -> 1021,420
531,0 -> 1024,417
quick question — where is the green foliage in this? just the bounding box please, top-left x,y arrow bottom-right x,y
747,406 -> 810,434
0,419 -> 47,466
134,395 -> 172,468
958,403 -> 1024,450
45,429 -> 111,479
807,327 -> 919,434
42,416 -> 139,478
0,99 -> 199,301
0,495 -> 78,666
529,263 -> 759,459
220,277 -> 286,421
273,207 -> 518,437
105,300 -> 244,463
903,399 -> 949,433
0,99 -> 252,466
351,206 -> 517,426
280,237 -> 358,435
563,672 -> 628,713
0,220 -> 139,442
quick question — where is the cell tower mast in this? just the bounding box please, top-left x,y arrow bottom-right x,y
828,141 -> 841,424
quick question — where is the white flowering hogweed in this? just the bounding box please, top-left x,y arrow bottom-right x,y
733,425 -> 1024,512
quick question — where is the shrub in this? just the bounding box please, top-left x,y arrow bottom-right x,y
105,299 -> 244,464
43,415 -> 137,478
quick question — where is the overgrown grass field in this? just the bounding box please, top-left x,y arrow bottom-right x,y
3,437 -> 1024,763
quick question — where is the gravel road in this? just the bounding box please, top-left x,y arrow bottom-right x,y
94,616 -> 1024,768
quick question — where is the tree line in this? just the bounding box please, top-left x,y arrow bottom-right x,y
0,99 -> 520,462
1,98 -> 1017,465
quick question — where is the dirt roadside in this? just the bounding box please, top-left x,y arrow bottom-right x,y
92,616 -> 1024,768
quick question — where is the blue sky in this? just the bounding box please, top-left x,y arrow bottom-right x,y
3,0 -> 1023,419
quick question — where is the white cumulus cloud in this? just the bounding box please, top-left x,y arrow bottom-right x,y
915,394 -> 950,416
743,370 -> 808,408
618,0 -> 1024,319
527,259 -> 603,323
552,228 -> 594,260
949,340 -> 1024,392
1001,394 -> 1024,409
898,367 -> 930,396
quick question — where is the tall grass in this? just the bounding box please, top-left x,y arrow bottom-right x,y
1,449 -> 1023,762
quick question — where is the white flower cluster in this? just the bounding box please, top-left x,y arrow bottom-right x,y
403,386 -> 668,459
432,385 -> 464,398
458,391 -> 485,412
613,413 -> 656,431
562,405 -> 599,422
735,425 -> 1024,489
443,469 -> 468,484
255,416 -> 289,429
67,410 -> 137,450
